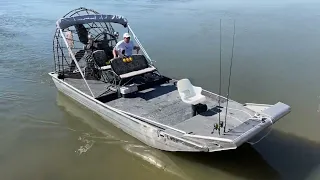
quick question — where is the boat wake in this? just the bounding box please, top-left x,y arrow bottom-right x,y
123,144 -> 192,180
73,132 -> 191,179
76,133 -> 95,155
75,132 -> 131,155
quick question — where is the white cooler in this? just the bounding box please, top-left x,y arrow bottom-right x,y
119,84 -> 138,97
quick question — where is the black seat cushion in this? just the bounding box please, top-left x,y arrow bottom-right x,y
110,55 -> 149,76
92,50 -> 107,67
97,39 -> 114,61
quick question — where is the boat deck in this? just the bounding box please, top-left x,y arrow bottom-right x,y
64,78 -> 114,98
63,77 -> 263,149
104,82 -> 257,138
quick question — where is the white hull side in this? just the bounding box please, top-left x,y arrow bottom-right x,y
50,73 -> 206,152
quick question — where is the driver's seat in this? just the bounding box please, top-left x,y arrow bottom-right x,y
97,39 -> 114,61
92,50 -> 114,82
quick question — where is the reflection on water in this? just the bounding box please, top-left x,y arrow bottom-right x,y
56,91 -> 320,180
317,96 -> 320,113
56,92 -> 282,180
254,130 -> 320,180
124,144 -> 193,180
56,92 -> 191,180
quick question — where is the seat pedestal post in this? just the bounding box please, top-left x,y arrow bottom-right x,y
191,104 -> 197,116
191,103 -> 208,116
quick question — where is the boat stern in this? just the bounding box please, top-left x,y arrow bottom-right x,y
224,102 -> 291,147
244,102 -> 291,124
160,101 -> 291,152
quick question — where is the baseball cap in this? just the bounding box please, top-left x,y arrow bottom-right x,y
123,32 -> 131,38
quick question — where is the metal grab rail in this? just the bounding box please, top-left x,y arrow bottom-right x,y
59,29 -> 95,97
127,25 -> 154,65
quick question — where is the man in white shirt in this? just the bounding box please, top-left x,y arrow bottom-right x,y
112,32 -> 140,58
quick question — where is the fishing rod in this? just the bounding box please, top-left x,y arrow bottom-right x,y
218,19 -> 222,135
224,20 -> 236,133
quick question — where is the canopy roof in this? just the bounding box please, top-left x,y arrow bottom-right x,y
56,14 -> 128,29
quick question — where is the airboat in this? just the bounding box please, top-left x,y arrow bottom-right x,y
49,7 -> 291,152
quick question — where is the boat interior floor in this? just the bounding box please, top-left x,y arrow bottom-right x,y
64,77 -> 114,98
63,75 -> 260,140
